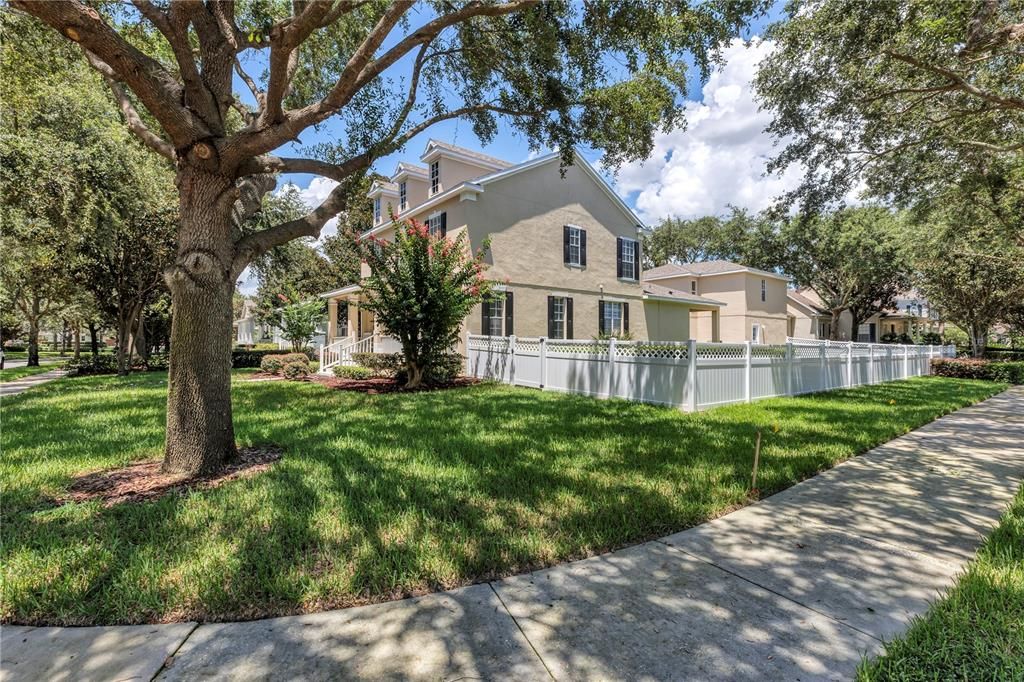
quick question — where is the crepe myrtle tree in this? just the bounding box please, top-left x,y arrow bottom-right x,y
358,218 -> 494,388
12,0 -> 765,475
275,291 -> 324,352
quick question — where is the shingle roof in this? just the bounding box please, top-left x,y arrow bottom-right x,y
641,283 -> 725,307
787,289 -> 829,315
643,260 -> 789,281
423,139 -> 512,168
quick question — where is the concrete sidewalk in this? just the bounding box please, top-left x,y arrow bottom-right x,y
3,387 -> 1022,681
0,368 -> 67,398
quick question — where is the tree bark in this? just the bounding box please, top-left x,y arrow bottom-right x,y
969,322 -> 988,358
828,309 -> 844,341
73,324 -> 81,361
27,298 -> 40,367
88,322 -> 99,359
163,167 -> 238,476
116,311 -> 131,376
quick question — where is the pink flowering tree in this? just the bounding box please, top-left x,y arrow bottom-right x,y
358,218 -> 492,388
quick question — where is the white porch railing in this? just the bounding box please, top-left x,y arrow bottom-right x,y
319,334 -> 375,374
466,335 -> 956,412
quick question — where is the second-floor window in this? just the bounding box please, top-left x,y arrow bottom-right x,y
616,237 -> 639,280
427,212 -> 446,238
429,160 -> 440,195
373,197 -> 381,224
690,280 -> 697,295
399,182 -> 407,211
563,225 -> 586,266
761,279 -> 766,302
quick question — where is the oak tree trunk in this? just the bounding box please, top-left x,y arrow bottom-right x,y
163,167 -> 238,476
27,298 -> 40,367
88,322 -> 99,359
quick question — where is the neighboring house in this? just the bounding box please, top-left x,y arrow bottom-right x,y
321,140 -> 723,353
641,260 -> 790,344
785,288 -> 943,342
786,288 -> 833,340
234,298 -> 327,349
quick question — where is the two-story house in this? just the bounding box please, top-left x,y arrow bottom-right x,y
319,140 -> 724,361
785,288 -> 944,342
641,260 -> 790,344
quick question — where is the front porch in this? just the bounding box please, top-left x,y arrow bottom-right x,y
320,284 -> 401,373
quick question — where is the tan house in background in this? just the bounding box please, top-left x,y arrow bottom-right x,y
641,261 -> 790,344
320,140 -> 723,362
786,288 -> 944,342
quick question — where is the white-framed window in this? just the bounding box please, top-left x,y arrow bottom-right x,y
399,182 -> 407,211
483,298 -> 504,336
429,160 -> 440,195
427,212 -> 445,238
760,279 -> 766,302
751,323 -> 761,344
601,301 -> 624,336
690,280 -> 697,295
568,226 -> 583,266
621,239 -> 636,280
551,296 -> 566,339
373,196 -> 381,224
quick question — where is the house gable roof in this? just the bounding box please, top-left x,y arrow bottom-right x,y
641,282 -> 725,308
643,260 -> 790,282
421,139 -> 512,170
787,289 -> 830,316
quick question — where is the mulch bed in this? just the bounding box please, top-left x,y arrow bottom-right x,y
56,445 -> 283,507
309,374 -> 479,394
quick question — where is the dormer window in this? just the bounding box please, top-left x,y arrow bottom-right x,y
429,160 -> 439,195
373,196 -> 381,224
399,182 -> 407,211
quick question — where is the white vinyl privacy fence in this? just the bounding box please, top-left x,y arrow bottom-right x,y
466,335 -> 956,412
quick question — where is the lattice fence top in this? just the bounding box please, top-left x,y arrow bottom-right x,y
825,345 -> 848,358
467,335 -> 510,351
696,343 -> 746,359
547,339 -> 609,356
751,345 -> 786,359
514,337 -> 542,353
793,344 -> 822,359
617,342 -> 689,360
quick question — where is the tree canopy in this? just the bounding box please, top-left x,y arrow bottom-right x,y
756,0 -> 1024,214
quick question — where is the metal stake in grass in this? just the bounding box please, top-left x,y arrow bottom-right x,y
750,430 -> 762,495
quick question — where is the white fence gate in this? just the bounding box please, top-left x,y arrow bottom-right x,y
465,335 -> 956,412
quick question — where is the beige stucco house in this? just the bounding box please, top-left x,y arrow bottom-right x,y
786,288 -> 944,342
320,140 -> 723,359
641,261 -> 790,344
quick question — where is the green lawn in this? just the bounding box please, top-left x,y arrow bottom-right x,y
0,365 -> 60,383
859,485 -> 1024,681
0,372 -> 1003,625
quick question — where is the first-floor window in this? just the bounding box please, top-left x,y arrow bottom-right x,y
751,323 -> 761,344
427,212 -> 446,238
599,301 -> 627,336
481,291 -> 512,336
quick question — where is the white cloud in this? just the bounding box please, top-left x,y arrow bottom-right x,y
279,177 -> 340,238
615,38 -> 804,223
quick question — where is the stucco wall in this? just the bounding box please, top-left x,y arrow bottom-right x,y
644,301 -> 690,341
433,157 -> 492,194
654,271 -> 788,343
399,176 -> 429,211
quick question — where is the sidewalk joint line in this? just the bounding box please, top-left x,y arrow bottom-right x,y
488,582 -> 557,680
149,621 -> 200,681
655,539 -> 884,644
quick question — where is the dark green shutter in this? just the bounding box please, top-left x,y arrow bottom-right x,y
563,226 -> 570,264
633,239 -> 641,279
616,237 -> 623,278
598,300 -> 606,336
547,296 -> 555,338
504,291 -> 513,336
439,212 -> 447,237
481,299 -> 489,335
623,302 -> 630,333
580,229 -> 587,266
566,298 -> 574,339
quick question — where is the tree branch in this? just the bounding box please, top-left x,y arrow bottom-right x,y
11,0 -> 208,145
260,0 -> 336,125
883,49 -> 1024,111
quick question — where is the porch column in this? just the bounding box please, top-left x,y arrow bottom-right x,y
327,298 -> 338,341
710,309 -> 721,343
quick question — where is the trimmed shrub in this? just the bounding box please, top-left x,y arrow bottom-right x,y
931,358 -> 1024,384
984,348 -> 1024,362
64,355 -> 118,375
2,344 -> 26,352
333,365 -> 374,380
144,353 -> 169,371
280,353 -> 310,366
233,348 -> 285,368
260,354 -> 287,374
282,361 -> 311,380
351,352 -> 403,376
881,332 -> 913,344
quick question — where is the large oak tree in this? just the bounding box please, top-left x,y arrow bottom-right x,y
12,0 -> 765,475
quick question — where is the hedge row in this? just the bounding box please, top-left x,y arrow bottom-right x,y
930,358 -> 1024,384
